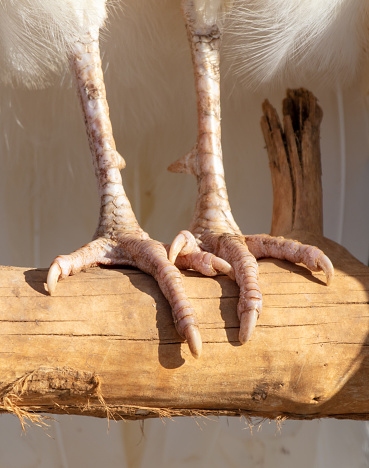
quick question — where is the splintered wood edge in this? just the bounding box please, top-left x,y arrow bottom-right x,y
2,366 -> 368,424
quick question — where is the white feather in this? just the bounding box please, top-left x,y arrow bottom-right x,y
0,0 -> 108,88
223,0 -> 369,89
2,0 -> 368,90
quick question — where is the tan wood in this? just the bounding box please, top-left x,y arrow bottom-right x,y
1,89 -> 369,424
261,88 -> 324,236
0,244 -> 369,423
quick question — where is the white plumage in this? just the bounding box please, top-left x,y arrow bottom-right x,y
1,0 -> 368,90
224,0 -> 369,89
0,0 -> 107,88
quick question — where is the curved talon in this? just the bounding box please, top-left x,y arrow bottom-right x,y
169,230 -> 198,263
301,245 -> 334,285
239,309 -> 259,344
211,256 -> 235,280
173,249 -> 235,280
317,254 -> 334,286
194,252 -> 235,279
47,262 -> 62,295
184,324 -> 202,359
169,233 -> 186,264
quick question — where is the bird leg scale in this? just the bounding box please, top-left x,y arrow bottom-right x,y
46,26 -> 202,358
168,1 -> 334,344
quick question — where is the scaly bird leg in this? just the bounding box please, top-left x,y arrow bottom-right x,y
168,1 -> 333,344
46,26 -> 202,358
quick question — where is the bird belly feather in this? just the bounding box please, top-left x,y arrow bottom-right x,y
1,0 -> 367,89
223,0 -> 369,88
0,0 -> 107,88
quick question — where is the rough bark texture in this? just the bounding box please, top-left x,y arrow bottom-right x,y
1,89 -> 369,423
261,88 -> 324,236
0,244 -> 369,423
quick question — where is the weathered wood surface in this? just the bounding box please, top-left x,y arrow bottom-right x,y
1,88 -> 369,423
261,88 -> 324,238
0,240 -> 369,422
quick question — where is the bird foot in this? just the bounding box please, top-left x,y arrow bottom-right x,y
244,234 -> 334,285
47,231 -> 203,358
169,230 -> 333,344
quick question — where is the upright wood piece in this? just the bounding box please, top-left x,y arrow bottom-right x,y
261,89 -> 323,236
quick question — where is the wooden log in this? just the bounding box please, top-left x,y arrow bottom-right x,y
1,245 -> 369,423
1,89 -> 369,424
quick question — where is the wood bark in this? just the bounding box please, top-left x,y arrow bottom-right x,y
261,88 -> 324,236
1,89 -> 369,424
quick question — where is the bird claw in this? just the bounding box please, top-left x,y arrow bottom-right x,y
169,229 -> 262,344
46,262 -> 62,295
46,237 -> 113,295
169,229 -> 334,346
185,324 -> 203,359
209,255 -> 235,280
239,309 -> 259,344
46,234 -> 203,358
169,230 -> 197,263
245,234 -> 334,285
170,230 -> 235,279
46,227 -> 333,357
317,254 -> 334,286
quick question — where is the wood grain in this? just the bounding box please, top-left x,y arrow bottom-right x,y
1,235 -> 369,421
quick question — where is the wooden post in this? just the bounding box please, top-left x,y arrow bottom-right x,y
1,89 -> 369,425
261,88 -> 324,237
